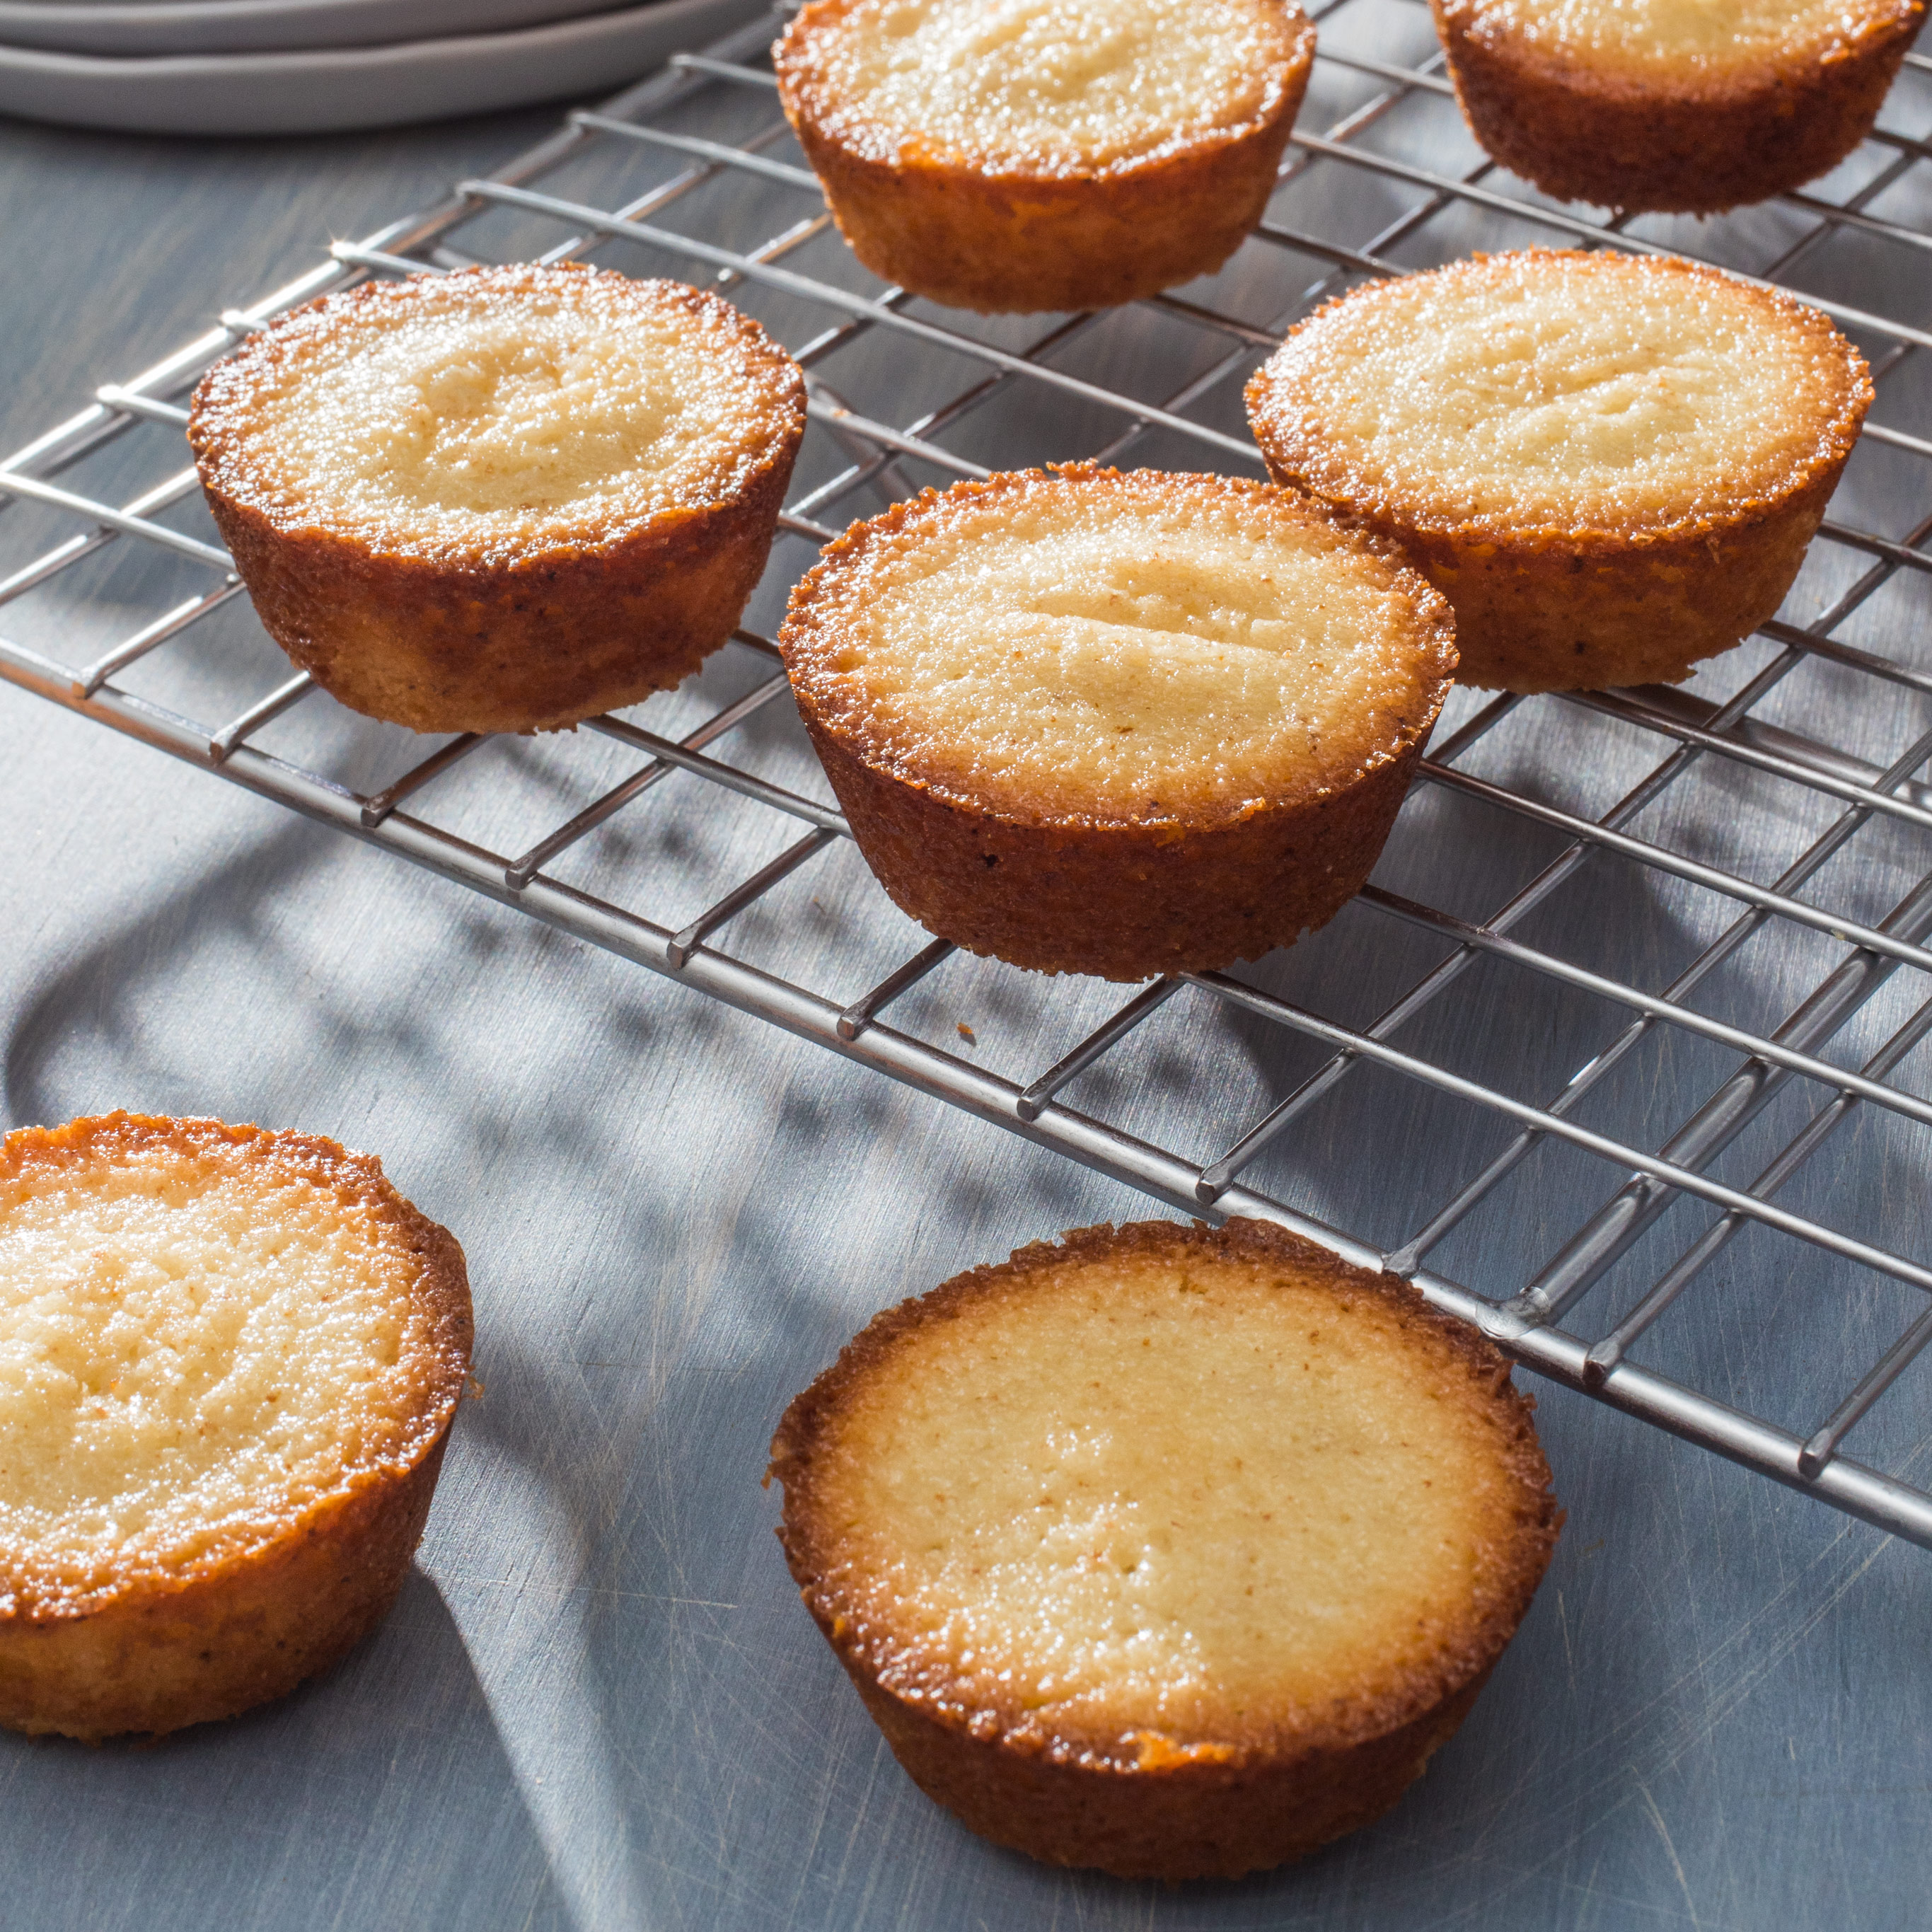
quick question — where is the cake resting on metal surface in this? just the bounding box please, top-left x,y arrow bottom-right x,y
770,1217 -> 1560,1879
774,0 -> 1316,312
1246,250 -> 1872,693
1433,0 -> 1926,212
189,262 -> 806,733
0,1113 -> 471,1741
780,465 -> 1455,979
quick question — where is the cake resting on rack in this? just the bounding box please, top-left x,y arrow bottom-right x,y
775,0 -> 1316,312
780,464 -> 1457,981
188,262 -> 806,734
770,1216 -> 1562,1880
1246,249 -> 1872,693
0,1113 -> 472,1740
1431,0 -> 1926,213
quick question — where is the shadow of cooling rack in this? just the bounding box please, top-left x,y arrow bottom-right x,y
7,0 -> 1932,1542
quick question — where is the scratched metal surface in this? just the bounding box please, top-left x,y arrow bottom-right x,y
1,54 -> 1930,1932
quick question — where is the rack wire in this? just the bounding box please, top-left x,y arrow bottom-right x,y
7,1 -> 1932,1544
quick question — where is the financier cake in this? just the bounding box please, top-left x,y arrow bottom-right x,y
0,1113 -> 472,1741
189,262 -> 807,734
1433,0 -> 1926,214
780,465 -> 1457,981
1246,250 -> 1871,693
770,1217 -> 1561,1880
775,0 -> 1316,313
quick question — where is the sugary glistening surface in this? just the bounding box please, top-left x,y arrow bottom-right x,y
794,0 -> 1290,171
0,1140 -> 429,1590
813,1256 -> 1526,1747
1260,253 -> 1856,530
798,475 -> 1445,821
222,274 -> 785,549
1457,0 -> 1905,74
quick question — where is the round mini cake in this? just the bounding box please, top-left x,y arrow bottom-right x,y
1432,0 -> 1925,214
780,465 -> 1456,981
770,1217 -> 1561,1880
0,1113 -> 472,1740
190,262 -> 807,734
774,0 -> 1316,313
1246,250 -> 1871,693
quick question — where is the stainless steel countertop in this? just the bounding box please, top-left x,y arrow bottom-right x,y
1,86 -> 1928,1932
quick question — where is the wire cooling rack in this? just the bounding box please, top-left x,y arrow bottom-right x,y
7,0 -> 1932,1544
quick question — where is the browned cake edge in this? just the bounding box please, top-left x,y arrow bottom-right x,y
189,266 -> 807,734
774,0 -> 1316,313
1430,0 -> 1926,214
1245,253 -> 1871,693
769,1216 -> 1562,1880
0,1112 -> 473,1742
802,712 -> 1428,978
1368,480 -> 1841,690
780,465 -> 1457,981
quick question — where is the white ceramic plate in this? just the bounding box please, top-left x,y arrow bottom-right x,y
0,0 -> 768,131
0,0 -> 635,57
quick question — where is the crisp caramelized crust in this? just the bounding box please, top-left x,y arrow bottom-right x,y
1433,0 -> 1924,212
1474,0 -> 1916,78
1252,252 -> 1858,533
197,267 -> 789,551
771,1217 -> 1560,1879
782,0 -> 1295,172
790,468 -> 1448,821
782,465 -> 1455,979
190,263 -> 806,733
1248,250 -> 1870,691
0,1113 -> 471,1740
776,0 -> 1315,312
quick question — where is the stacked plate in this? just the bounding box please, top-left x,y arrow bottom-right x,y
0,0 -> 768,134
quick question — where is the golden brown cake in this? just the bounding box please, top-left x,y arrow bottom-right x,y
1433,0 -> 1924,214
1246,250 -> 1870,693
774,0 -> 1316,313
0,1113 -> 472,1741
190,262 -> 806,734
770,1217 -> 1561,1880
780,465 -> 1456,981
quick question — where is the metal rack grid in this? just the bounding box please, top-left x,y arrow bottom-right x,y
7,0 -> 1932,1543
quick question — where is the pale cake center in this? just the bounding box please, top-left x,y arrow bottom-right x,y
819,1258 -> 1523,1744
813,0 -> 1283,170
0,1151 -> 425,1577
814,480 -> 1439,819
243,285 -> 775,540
1278,257 -> 1834,525
1467,0 -> 1895,71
